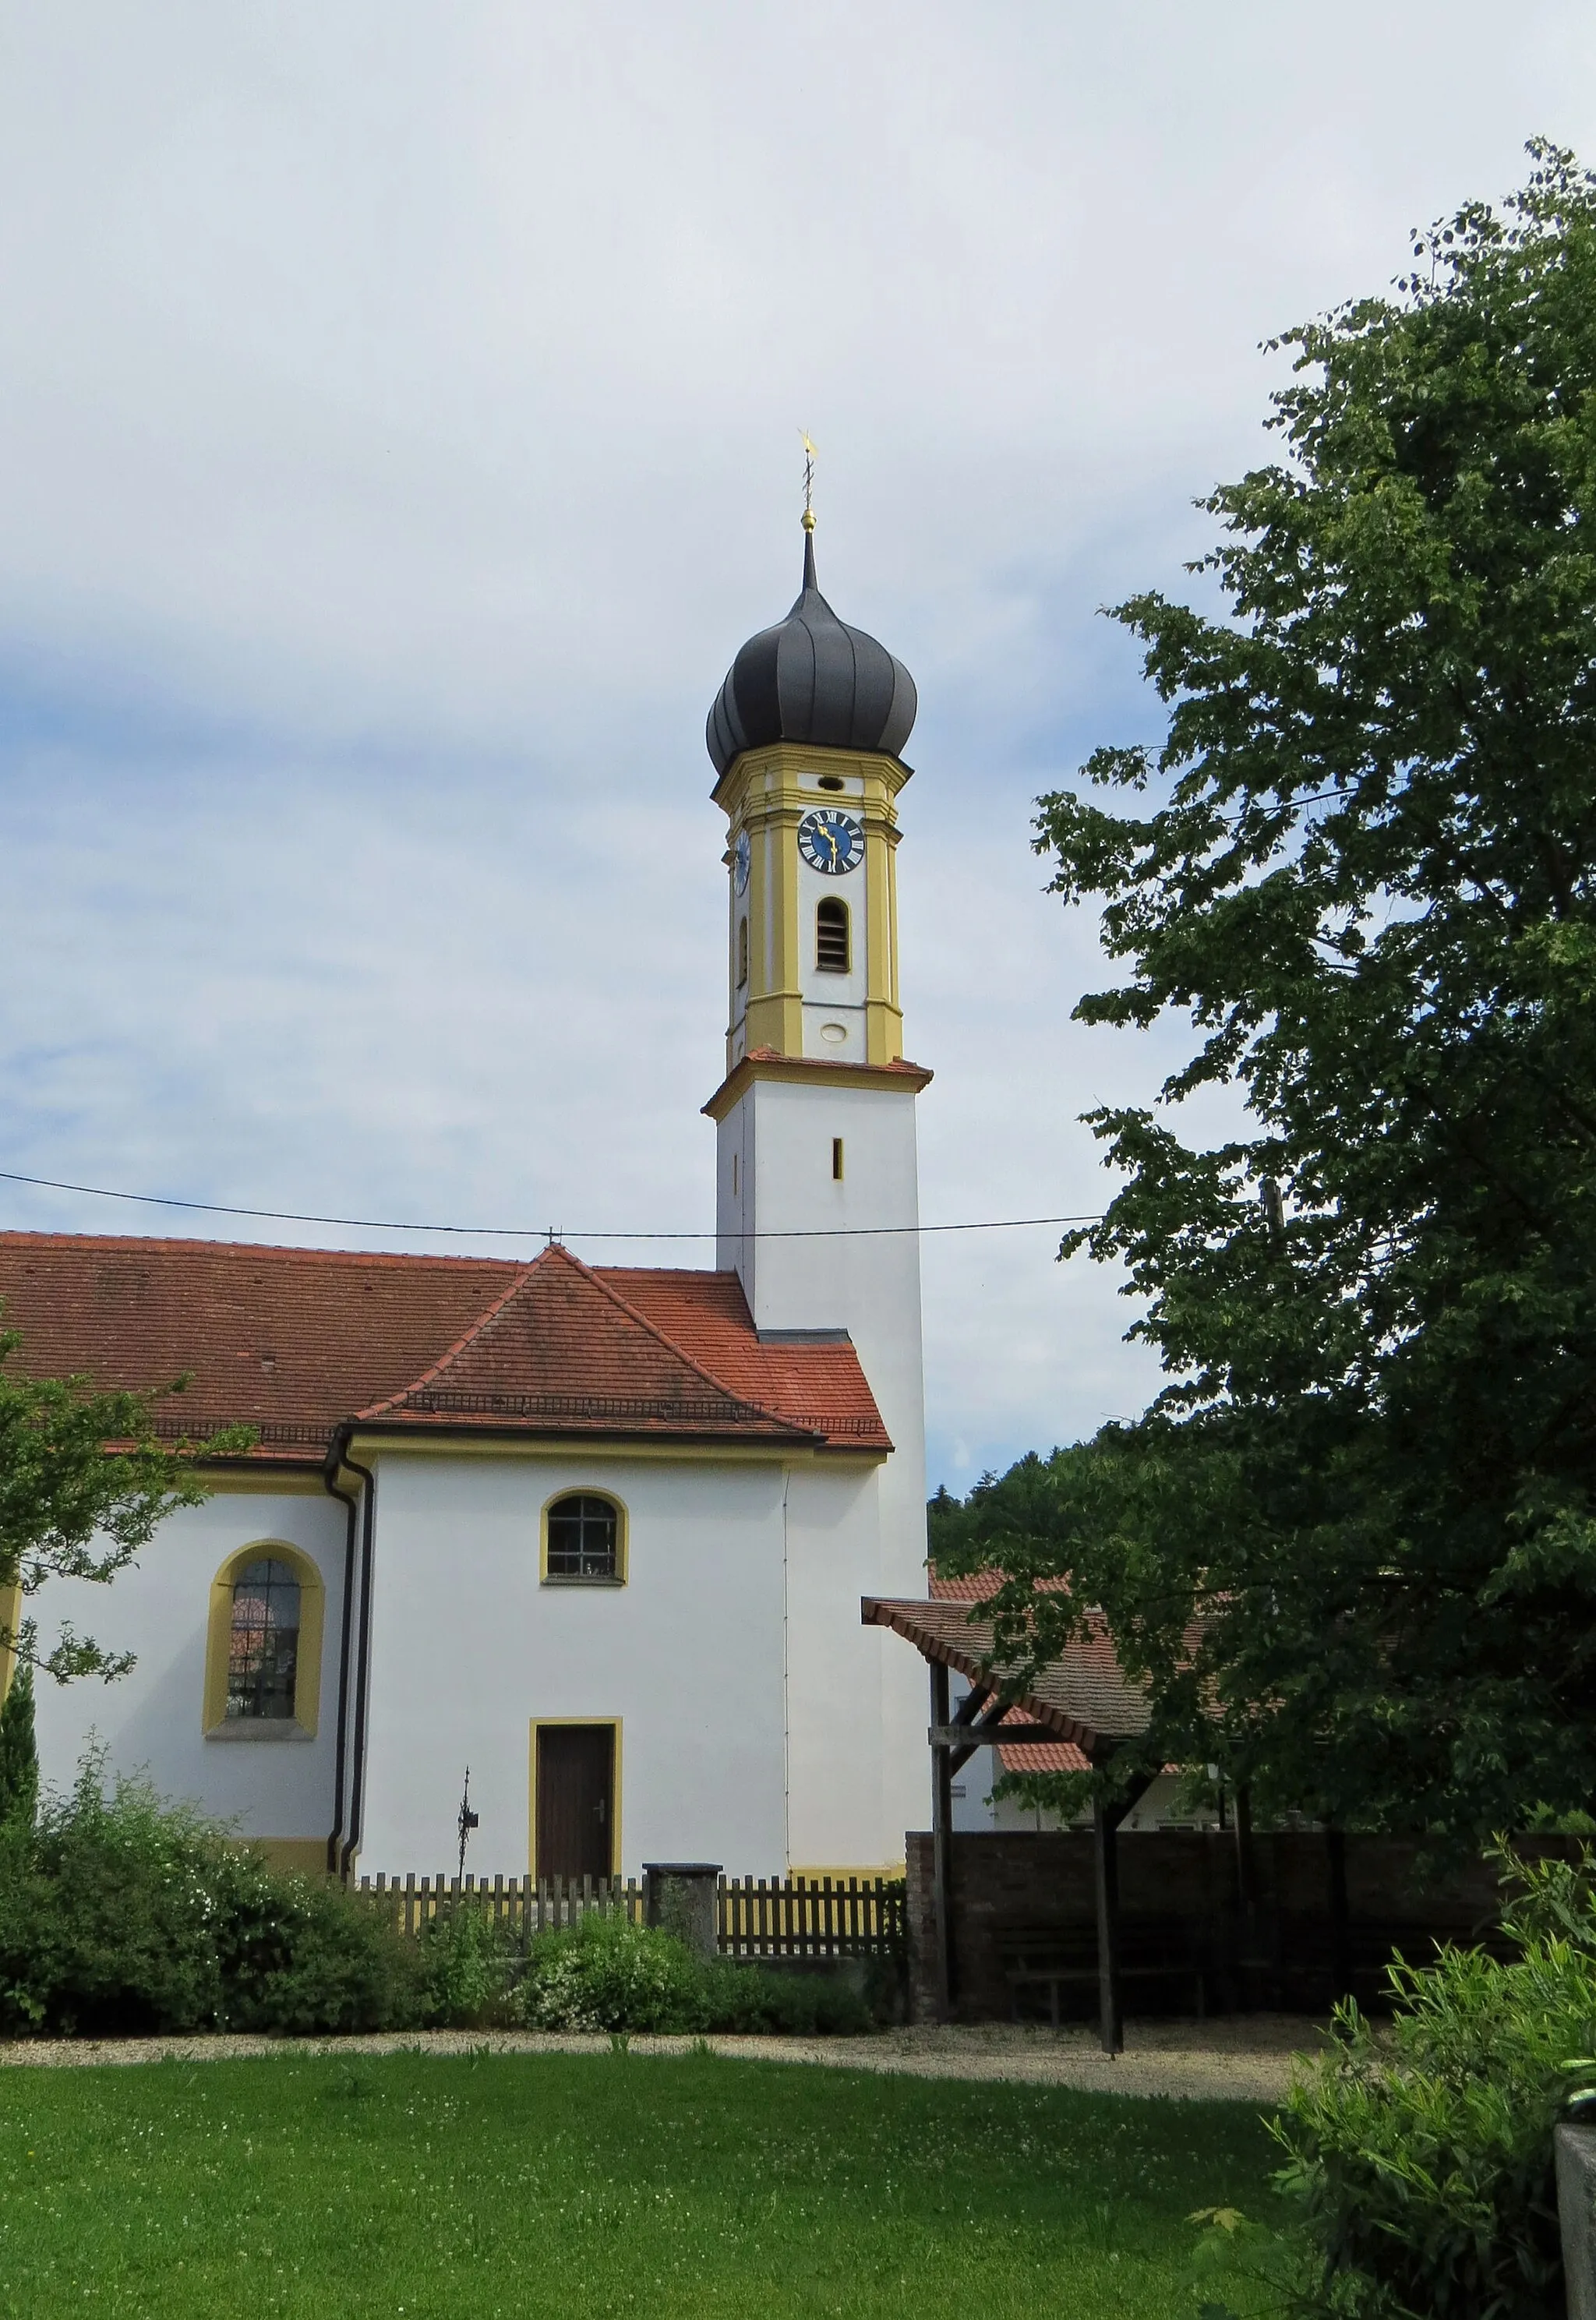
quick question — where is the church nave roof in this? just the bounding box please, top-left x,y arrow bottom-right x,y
0,1233 -> 891,1460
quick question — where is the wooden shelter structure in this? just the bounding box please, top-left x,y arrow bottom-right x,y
863,1593 -> 1156,2053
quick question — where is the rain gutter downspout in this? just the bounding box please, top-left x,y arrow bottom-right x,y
332,1427 -> 378,1882
321,1449 -> 362,1878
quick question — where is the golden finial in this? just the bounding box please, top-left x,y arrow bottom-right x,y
800,429 -> 818,532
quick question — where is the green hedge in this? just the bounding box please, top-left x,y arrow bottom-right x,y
0,1751 -> 425,2036
0,1753 -> 876,2042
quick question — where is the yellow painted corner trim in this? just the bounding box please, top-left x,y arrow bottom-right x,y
244,1838 -> 330,1877
788,1862 -> 908,1881
0,1578 -> 20,1704
203,1541 -> 327,1740
528,1717 -> 623,1881
538,1486 -> 629,1587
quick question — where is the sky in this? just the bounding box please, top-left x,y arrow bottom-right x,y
1,3 -> 1593,1491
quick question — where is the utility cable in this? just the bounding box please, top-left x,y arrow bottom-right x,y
0,1167 -> 1102,1244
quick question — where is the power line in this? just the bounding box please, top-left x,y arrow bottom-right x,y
0,1167 -> 1102,1245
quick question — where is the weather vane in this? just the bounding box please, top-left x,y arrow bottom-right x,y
800,429 -> 818,533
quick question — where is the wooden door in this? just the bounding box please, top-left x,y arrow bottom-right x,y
536,1724 -> 614,1880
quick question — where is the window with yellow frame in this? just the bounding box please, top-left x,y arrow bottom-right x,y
203,1542 -> 325,1739
540,1491 -> 627,1586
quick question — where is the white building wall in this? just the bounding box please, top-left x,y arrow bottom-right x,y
716,1074 -> 930,1866
30,1482 -> 348,1850
352,1449 -> 789,1878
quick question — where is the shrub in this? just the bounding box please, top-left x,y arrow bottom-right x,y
517,1910 -> 878,2036
697,1957 -> 873,2036
520,1911 -> 704,2032
1273,1845 -> 1596,2319
0,1748 -> 421,2038
417,1899 -> 521,2029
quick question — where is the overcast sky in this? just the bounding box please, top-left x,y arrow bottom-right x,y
1,4 -> 1592,1489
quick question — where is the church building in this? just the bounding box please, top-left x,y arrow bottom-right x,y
0,520 -> 936,1882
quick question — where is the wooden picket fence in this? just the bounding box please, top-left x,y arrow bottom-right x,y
356,1870 -> 903,1959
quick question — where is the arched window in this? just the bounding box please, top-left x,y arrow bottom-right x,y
545,1494 -> 623,1583
737,916 -> 749,989
816,897 -> 849,973
226,1557 -> 301,1721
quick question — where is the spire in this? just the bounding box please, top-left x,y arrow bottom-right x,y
800,427 -> 818,591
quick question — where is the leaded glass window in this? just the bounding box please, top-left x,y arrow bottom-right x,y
226,1557 -> 301,1720
546,1495 -> 619,1581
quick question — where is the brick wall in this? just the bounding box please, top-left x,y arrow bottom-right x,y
905,1828 -> 1569,2022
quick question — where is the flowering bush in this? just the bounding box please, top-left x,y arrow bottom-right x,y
0,1747 -> 421,2037
519,1910 -> 703,2032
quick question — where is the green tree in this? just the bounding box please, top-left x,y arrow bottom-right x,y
0,1659 -> 37,1829
1,1318 -> 253,1686
937,142 -> 1596,1837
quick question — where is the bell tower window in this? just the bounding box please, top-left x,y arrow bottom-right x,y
737,916 -> 749,989
816,898 -> 849,975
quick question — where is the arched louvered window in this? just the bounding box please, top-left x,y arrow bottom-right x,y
816,898 -> 849,974
737,916 -> 749,989
226,1558 -> 301,1721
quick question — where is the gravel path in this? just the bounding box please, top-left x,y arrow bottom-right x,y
0,2015 -> 1326,2104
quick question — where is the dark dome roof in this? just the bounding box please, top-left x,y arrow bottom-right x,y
706,531 -> 916,778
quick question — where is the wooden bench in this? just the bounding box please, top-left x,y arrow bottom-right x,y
999,1919 -> 1208,2025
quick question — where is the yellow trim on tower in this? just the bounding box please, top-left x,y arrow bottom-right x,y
528,1716 -> 623,1880
703,1051 -> 933,1124
202,1541 -> 327,1740
718,741 -> 913,1072
538,1486 -> 629,1587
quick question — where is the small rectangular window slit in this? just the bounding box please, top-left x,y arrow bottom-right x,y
832,1137 -> 844,1181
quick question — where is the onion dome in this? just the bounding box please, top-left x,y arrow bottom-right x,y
706,526 -> 916,778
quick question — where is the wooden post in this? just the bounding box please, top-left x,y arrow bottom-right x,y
1093,1792 -> 1124,2057
930,1659 -> 956,2019
1326,1827 -> 1351,2005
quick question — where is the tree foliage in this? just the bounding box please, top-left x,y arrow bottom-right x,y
0,1318 -> 253,1684
0,1659 -> 37,1830
935,143 -> 1596,1834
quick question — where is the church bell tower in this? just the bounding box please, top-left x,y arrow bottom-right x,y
703,499 -> 930,1523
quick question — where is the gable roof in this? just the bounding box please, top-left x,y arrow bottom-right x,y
0,1232 -> 890,1462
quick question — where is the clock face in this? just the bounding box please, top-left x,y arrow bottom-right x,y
733,829 -> 750,895
797,807 -> 863,876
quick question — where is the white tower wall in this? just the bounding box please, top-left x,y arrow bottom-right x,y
715,1075 -> 929,1865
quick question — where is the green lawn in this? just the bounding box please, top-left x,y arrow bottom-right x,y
0,2050 -> 1278,2318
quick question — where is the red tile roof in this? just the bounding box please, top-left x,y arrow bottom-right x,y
925,1570 -> 1091,1769
0,1233 -> 890,1461
861,1594 -> 1151,1754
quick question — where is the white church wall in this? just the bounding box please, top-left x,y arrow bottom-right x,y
30,1481 -> 348,1857
352,1448 -> 789,1879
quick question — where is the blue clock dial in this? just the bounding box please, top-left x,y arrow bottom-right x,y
798,808 -> 863,875
733,830 -> 750,895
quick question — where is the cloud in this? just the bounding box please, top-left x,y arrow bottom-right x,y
0,2 -> 1591,1486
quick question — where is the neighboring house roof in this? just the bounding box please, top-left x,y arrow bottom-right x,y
861,1594 -> 1151,1759
0,1233 -> 891,1462
925,1567 -> 1087,1770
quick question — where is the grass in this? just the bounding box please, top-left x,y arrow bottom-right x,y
0,2050 -> 1279,2318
